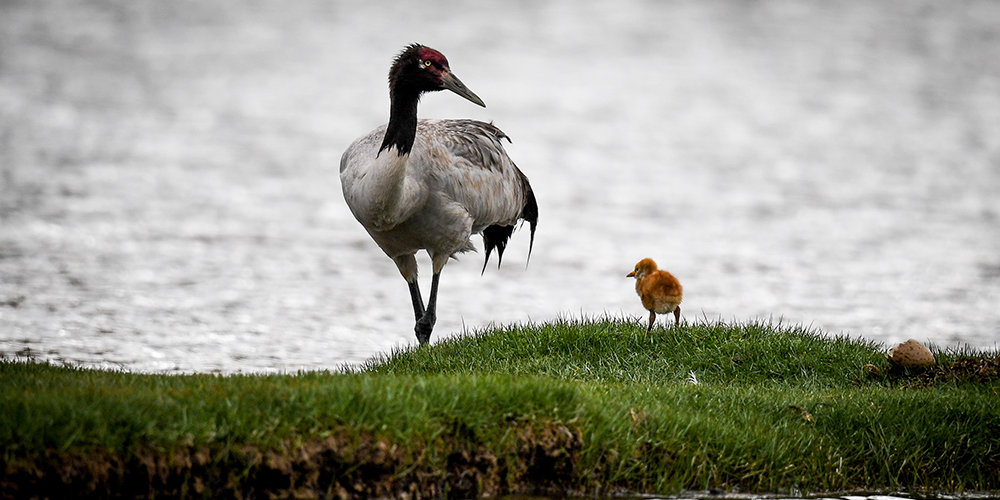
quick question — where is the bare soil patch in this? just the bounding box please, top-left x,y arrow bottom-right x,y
1,422 -> 583,499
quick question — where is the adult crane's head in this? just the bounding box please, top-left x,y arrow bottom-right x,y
388,44 -> 486,108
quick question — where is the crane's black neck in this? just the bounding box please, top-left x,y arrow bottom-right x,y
379,88 -> 421,157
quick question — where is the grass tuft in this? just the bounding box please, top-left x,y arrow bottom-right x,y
363,316 -> 887,388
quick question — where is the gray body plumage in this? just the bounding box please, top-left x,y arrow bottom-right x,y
340,118 -> 533,280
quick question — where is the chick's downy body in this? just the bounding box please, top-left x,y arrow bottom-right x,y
627,258 -> 683,332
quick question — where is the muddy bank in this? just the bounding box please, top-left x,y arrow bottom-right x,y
1,422 -> 583,500
868,356 -> 1000,387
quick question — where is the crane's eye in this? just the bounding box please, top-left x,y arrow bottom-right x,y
422,60 -> 433,68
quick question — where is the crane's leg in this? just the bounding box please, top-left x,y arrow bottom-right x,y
414,272 -> 440,345
407,280 -> 425,322
394,254 -> 428,328
673,306 -> 681,327
646,311 -> 656,333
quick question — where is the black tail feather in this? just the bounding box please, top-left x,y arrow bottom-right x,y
519,169 -> 538,268
481,224 -> 514,275
480,168 -> 538,274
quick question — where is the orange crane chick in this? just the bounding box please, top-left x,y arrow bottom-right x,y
627,258 -> 683,332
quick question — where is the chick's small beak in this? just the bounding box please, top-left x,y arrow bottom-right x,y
627,271 -> 636,278
441,69 -> 486,107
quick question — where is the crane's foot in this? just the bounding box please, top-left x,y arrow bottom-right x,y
415,311 -> 436,345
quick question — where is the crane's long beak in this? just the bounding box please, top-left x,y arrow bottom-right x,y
441,70 -> 486,107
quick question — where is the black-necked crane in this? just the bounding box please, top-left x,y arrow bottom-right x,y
627,258 -> 683,332
340,44 -> 538,345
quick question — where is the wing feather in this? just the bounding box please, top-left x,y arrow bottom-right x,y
412,119 -> 537,270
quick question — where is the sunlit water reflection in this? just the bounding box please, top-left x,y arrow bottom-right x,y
1,0 -> 998,372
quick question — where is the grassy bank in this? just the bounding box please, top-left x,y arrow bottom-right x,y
3,318 -> 999,498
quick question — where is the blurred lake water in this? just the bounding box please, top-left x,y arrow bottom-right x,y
1,0 -> 998,372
